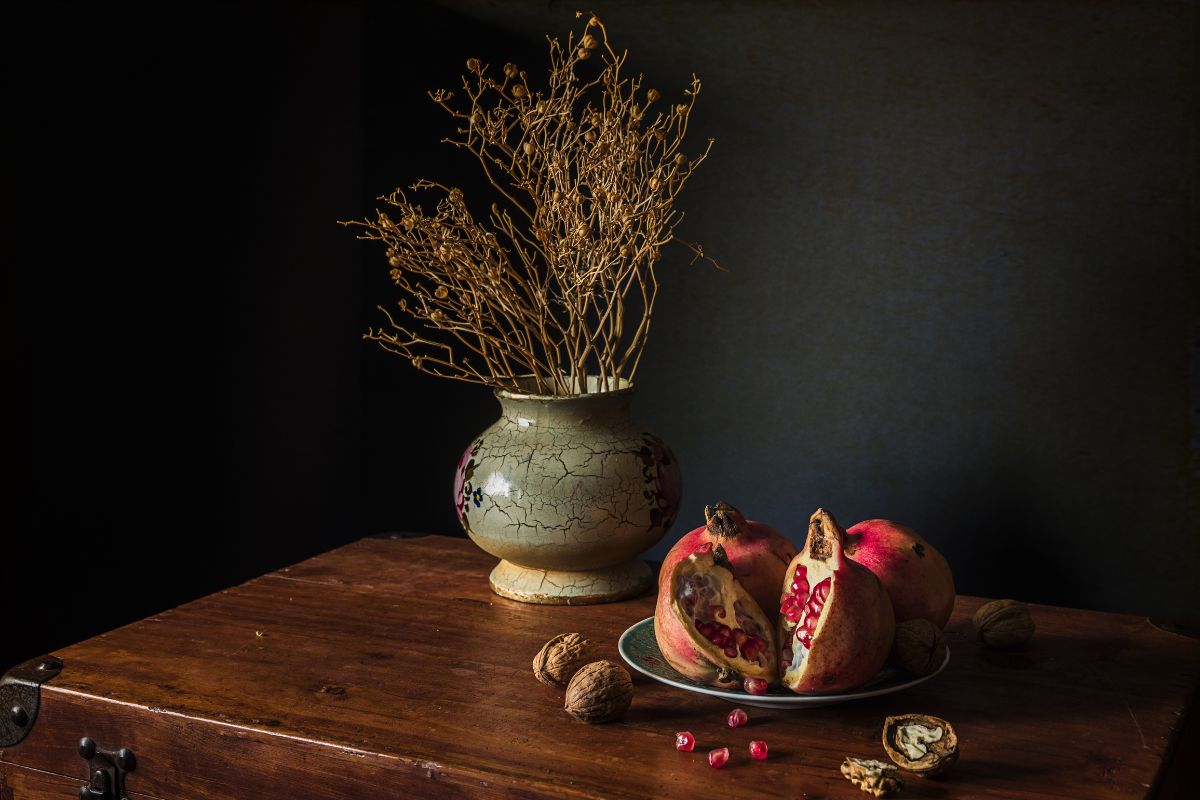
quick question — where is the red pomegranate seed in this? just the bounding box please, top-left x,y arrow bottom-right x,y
785,606 -> 802,623
804,614 -> 820,633
707,747 -> 730,769
710,604 -> 726,619
780,594 -> 798,611
716,623 -> 731,637
675,731 -> 696,752
732,629 -> 749,646
723,644 -> 738,658
727,707 -> 748,728
698,621 -> 716,637
814,578 -> 831,601
749,740 -> 768,760
744,677 -> 768,695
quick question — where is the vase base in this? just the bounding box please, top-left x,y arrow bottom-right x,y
488,559 -> 653,605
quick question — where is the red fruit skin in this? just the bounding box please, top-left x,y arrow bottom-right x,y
781,510 -> 895,694
658,503 -> 797,622
844,519 -> 955,629
653,584 -> 729,685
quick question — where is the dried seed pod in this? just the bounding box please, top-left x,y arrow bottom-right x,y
465,57 -> 482,73
891,618 -> 948,676
564,660 -> 633,723
840,757 -> 903,797
973,599 -> 1034,649
532,633 -> 597,688
882,713 -> 959,777
647,88 -> 661,103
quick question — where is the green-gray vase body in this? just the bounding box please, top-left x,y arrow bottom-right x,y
454,380 -> 681,604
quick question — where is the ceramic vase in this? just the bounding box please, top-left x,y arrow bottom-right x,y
454,378 -> 681,604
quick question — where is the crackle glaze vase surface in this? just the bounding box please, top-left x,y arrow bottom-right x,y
454,378 -> 681,604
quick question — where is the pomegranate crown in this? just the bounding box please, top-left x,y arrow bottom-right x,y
703,501 -> 748,539
805,508 -> 846,562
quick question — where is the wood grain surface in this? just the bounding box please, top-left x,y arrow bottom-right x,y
2,536 -> 1197,799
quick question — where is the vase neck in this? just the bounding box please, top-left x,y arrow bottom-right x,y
496,390 -> 634,428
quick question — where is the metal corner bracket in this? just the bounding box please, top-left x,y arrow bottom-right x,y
0,655 -> 63,747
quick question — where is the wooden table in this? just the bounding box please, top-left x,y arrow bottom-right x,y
2,535 -> 1197,798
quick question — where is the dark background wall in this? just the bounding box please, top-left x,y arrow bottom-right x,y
4,0 -> 1196,668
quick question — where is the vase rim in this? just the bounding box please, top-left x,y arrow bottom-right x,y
495,374 -> 635,401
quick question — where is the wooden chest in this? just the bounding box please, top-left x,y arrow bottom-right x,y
2,535 -> 1197,798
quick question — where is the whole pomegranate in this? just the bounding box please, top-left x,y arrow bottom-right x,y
779,509 -> 894,693
659,502 -> 797,622
844,519 -> 955,629
654,503 -> 789,689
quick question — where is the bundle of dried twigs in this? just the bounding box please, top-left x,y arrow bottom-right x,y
344,14 -> 716,396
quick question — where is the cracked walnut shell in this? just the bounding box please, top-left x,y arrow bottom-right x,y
533,632 -> 597,688
840,757 -> 904,797
564,660 -> 633,723
973,599 -> 1035,649
882,713 -> 959,776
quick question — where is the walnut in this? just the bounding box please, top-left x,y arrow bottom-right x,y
840,757 -> 904,797
891,618 -> 948,676
563,660 -> 633,723
973,599 -> 1035,649
882,713 -> 959,777
533,633 -> 597,688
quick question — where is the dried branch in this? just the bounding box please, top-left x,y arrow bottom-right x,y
343,13 -> 717,396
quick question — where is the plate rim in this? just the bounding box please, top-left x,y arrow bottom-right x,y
617,616 -> 949,705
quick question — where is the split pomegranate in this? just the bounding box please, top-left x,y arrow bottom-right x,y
779,509 -> 895,693
659,502 -> 797,624
844,519 -> 956,628
708,747 -> 730,769
675,731 -> 695,752
654,539 -> 778,689
749,740 -> 768,760
727,708 -> 748,728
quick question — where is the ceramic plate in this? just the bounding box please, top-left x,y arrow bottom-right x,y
618,617 -> 949,709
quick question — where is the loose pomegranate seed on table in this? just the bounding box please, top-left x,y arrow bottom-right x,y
707,747 -> 730,769
749,740 -> 768,760
727,707 -> 748,728
674,731 -> 695,752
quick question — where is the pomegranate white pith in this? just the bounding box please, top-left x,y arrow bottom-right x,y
779,509 -> 895,693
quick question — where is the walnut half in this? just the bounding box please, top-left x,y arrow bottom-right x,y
882,713 -> 959,776
840,757 -> 904,797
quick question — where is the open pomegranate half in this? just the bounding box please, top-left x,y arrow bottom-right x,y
779,509 -> 895,693
654,543 -> 778,689
659,502 -> 796,625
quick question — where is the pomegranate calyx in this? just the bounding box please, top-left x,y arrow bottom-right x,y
715,667 -> 739,685
807,508 -> 843,561
703,501 -> 748,539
